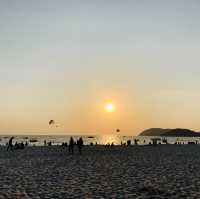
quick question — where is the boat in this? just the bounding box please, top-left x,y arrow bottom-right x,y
29,139 -> 38,143
88,136 -> 94,139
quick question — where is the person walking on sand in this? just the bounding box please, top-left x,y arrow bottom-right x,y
7,137 -> 14,151
77,137 -> 84,154
69,137 -> 75,154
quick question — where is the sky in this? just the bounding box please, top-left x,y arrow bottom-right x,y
0,0 -> 200,135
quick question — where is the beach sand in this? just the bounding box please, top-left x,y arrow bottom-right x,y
0,145 -> 200,198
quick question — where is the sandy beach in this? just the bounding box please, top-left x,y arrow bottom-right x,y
0,145 -> 200,198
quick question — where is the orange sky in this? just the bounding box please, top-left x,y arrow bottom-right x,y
1,1 -> 200,135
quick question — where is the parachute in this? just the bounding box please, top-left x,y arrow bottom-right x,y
49,120 -> 55,125
49,120 -> 61,128
116,129 -> 120,133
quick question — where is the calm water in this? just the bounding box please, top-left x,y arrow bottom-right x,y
0,135 -> 200,146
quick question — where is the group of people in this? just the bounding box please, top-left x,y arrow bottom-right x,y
44,140 -> 53,146
61,137 -> 84,154
7,136 -> 84,154
68,137 -> 84,154
7,137 -> 28,151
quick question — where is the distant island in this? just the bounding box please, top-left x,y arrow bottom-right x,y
139,128 -> 200,137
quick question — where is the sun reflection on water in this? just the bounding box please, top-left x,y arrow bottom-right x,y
98,134 -> 121,145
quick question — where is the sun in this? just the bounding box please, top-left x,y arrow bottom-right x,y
105,103 -> 115,113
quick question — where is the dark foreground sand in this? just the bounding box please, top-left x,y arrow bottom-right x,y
0,145 -> 200,199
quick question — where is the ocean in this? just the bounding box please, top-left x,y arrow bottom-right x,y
1,134 -> 200,146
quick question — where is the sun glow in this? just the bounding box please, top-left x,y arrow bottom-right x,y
105,103 -> 115,113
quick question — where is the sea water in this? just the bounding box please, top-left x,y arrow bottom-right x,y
0,134 -> 200,146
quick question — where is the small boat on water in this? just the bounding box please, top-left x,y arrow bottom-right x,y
30,139 -> 38,143
88,136 -> 94,139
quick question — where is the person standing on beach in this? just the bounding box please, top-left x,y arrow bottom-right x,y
7,137 -> 14,151
69,137 -> 75,154
77,137 -> 84,154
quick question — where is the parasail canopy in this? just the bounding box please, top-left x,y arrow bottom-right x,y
49,120 -> 55,125
116,129 -> 120,133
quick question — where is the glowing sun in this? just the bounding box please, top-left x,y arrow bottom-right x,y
105,103 -> 115,113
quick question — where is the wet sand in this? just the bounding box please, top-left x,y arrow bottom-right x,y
0,145 -> 200,198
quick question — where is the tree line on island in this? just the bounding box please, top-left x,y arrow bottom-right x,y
139,128 -> 200,137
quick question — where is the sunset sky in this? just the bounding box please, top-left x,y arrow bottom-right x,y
1,1 -> 200,135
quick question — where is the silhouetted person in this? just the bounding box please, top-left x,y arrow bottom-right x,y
61,142 -> 68,147
14,141 -> 18,149
20,142 -> 25,149
7,137 -> 14,151
127,140 -> 131,146
162,138 -> 168,144
47,141 -> 52,146
77,137 -> 84,154
15,142 -> 25,150
134,139 -> 139,145
14,142 -> 18,148
69,137 -> 75,154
